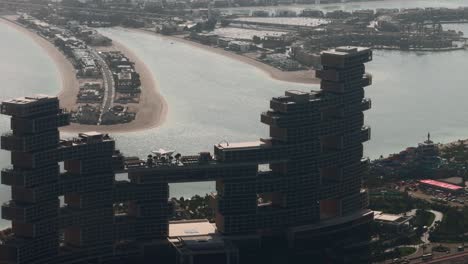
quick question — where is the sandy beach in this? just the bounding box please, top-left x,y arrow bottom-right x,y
1,17 -> 315,133
62,41 -> 168,133
0,17 -> 167,133
0,17 -> 79,115
135,29 -> 320,85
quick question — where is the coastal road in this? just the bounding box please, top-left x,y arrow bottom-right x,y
90,49 -> 114,125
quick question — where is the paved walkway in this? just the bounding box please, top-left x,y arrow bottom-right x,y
406,209 -> 443,244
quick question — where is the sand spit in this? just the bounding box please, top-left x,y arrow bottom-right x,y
134,28 -> 319,85
1,17 -> 167,133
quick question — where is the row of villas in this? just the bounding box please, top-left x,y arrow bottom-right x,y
291,25 -> 462,67
243,6 -> 468,20
18,15 -> 103,78
102,51 -> 141,96
190,31 -> 254,52
189,31 -> 305,71
190,32 -> 291,53
17,14 -> 139,125
396,6 -> 468,22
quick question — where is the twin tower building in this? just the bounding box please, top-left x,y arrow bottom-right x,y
0,47 -> 373,264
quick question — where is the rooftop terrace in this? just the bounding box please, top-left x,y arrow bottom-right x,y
2,95 -> 56,105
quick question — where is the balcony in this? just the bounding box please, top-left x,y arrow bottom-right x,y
1,131 -> 59,152
57,111 -> 70,127
260,112 -> 279,127
270,98 -> 290,113
1,133 -> 22,151
2,201 -> 27,222
1,168 -> 24,186
2,165 -> 59,187
0,95 -> 59,118
361,157 -> 370,168
321,47 -> 372,68
270,127 -> 288,142
10,111 -> 70,134
360,98 -> 372,111
360,127 -> 371,143
362,74 -> 372,87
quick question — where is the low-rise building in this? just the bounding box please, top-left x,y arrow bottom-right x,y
300,9 -> 325,17
85,34 -> 112,46
72,49 -> 100,77
116,70 -> 134,92
262,53 -> 301,71
217,38 -> 232,48
291,44 -> 321,68
190,32 -> 219,45
77,83 -> 103,103
103,51 -> 133,70
228,41 -> 251,52
252,10 -> 270,17
373,211 -> 414,234
262,36 -> 286,49
275,9 -> 297,17
419,179 -> 464,194
352,9 -> 375,21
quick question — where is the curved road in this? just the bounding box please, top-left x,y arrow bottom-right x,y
384,209 -> 444,256
407,209 -> 443,244
90,49 -> 114,125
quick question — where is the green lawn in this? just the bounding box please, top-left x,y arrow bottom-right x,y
426,212 -> 436,227
397,247 -> 417,257
414,210 -> 435,228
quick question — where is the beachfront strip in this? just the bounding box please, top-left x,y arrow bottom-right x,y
1,2 -> 466,94
0,47 -> 372,264
16,15 -> 141,126
2,3 -> 467,81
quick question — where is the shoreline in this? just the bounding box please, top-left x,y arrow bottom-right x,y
134,28 -> 319,85
0,17 -> 168,133
0,17 -> 79,118
1,17 -> 314,134
61,41 -> 168,133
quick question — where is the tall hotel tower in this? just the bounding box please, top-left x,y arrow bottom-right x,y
257,46 -> 373,263
0,47 -> 373,264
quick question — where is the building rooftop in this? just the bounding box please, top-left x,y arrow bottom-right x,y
180,235 -> 225,250
79,131 -> 104,138
215,140 -> 268,150
285,90 -> 310,103
118,71 -> 132,80
373,211 -> 413,224
271,90 -> 321,105
373,211 -> 403,222
3,95 -> 56,105
419,179 -> 463,191
168,219 -> 216,238
438,177 -> 464,185
60,132 -> 111,147
322,46 -> 371,56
